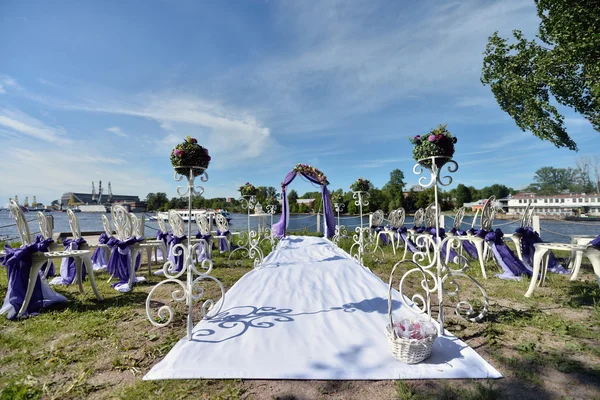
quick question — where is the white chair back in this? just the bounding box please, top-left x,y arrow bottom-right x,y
215,214 -> 229,232
157,213 -> 167,233
424,203 -> 439,228
67,209 -> 82,239
525,204 -> 536,228
370,210 -> 384,227
395,208 -> 406,228
453,207 -> 466,230
130,213 -> 142,237
37,212 -> 53,240
168,211 -> 185,236
413,208 -> 425,227
195,213 -> 211,235
111,205 -> 133,240
8,200 -> 31,245
480,196 -> 496,231
387,210 -> 398,228
102,214 -> 112,236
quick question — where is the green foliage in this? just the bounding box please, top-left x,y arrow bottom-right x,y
146,192 -> 169,211
481,1 -> 600,150
170,137 -> 211,174
454,184 -> 472,207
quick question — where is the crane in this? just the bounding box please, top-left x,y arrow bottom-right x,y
92,181 -> 96,202
24,197 -> 29,207
98,180 -> 103,204
32,196 -> 37,208
68,193 -> 85,207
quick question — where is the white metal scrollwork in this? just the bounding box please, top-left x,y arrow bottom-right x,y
332,202 -> 347,244
395,156 -> 488,334
228,195 -> 264,268
146,166 -> 225,340
349,191 -> 370,266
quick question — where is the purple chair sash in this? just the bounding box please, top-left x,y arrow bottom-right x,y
106,236 -> 143,288
50,237 -> 87,285
484,229 -> 532,280
91,232 -> 110,271
373,226 -> 389,245
590,235 -> 600,249
515,227 -> 568,274
166,234 -> 186,272
216,230 -> 232,252
1,236 -> 67,319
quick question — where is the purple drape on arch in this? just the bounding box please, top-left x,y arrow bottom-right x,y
272,170 -> 335,238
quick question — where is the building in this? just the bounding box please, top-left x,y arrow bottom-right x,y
60,192 -> 140,207
507,192 -> 600,216
463,198 -> 504,211
296,199 -> 315,205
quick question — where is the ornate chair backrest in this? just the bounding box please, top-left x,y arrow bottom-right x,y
413,208 -> 425,227
168,210 -> 185,236
525,204 -> 536,228
195,213 -> 211,235
395,208 -> 406,228
518,202 -> 531,228
156,213 -> 168,233
129,213 -> 142,237
453,207 -> 466,230
480,196 -> 496,231
37,211 -> 53,240
66,209 -> 82,239
424,203 -> 439,228
215,213 -> 229,232
8,200 -> 31,245
111,205 -> 133,240
387,210 -> 398,228
101,214 -> 113,236
370,209 -> 384,227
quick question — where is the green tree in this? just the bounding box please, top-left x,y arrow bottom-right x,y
382,169 -> 406,208
288,189 -> 299,213
454,184 -> 472,207
481,0 -> 600,151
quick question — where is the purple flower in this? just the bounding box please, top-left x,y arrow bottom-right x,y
173,148 -> 184,157
428,135 -> 436,142
415,135 -> 420,139
191,138 -> 198,144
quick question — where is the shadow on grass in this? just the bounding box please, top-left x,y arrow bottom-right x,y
563,280 -> 600,308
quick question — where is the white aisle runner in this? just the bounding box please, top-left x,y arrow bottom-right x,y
144,236 -> 502,380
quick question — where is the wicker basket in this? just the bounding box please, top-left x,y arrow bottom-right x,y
384,325 -> 436,364
386,262 -> 437,363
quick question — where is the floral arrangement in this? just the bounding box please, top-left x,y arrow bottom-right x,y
238,182 -> 257,196
409,124 -> 457,168
293,163 -> 329,185
350,178 -> 371,192
171,136 -> 211,176
331,192 -> 343,204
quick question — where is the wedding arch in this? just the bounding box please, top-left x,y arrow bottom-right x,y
272,164 -> 335,238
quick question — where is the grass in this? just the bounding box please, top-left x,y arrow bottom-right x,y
1,233 -> 599,399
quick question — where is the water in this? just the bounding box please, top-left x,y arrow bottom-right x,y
0,210 -> 598,243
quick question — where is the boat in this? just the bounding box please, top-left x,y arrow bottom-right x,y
78,204 -> 110,213
565,215 -> 600,222
155,209 -> 232,223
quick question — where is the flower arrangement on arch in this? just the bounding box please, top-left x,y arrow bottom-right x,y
350,178 -> 371,192
170,135 -> 211,176
239,182 -> 257,196
409,124 -> 457,168
293,163 -> 329,185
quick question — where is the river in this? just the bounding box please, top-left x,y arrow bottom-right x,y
0,210 -> 598,244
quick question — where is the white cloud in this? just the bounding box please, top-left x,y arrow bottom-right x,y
0,75 -> 17,94
106,126 -> 128,137
0,109 -> 68,143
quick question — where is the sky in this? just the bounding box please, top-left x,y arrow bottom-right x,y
1,0 -> 598,205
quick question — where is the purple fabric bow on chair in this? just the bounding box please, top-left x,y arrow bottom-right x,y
106,236 -> 144,292
35,234 -> 55,278
373,226 -> 389,245
166,234 -> 186,272
91,232 -> 110,271
399,227 -> 419,253
216,230 -> 233,252
1,236 -> 68,320
195,231 -> 212,260
484,229 -> 531,280
590,235 -> 600,249
49,237 -> 88,285
515,227 -> 568,274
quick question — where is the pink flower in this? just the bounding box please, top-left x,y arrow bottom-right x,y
435,134 -> 443,140
415,135 -> 420,139
173,148 -> 184,157
428,135 -> 436,142
191,138 -> 198,144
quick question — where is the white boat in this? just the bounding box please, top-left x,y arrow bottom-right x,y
156,209 -> 232,222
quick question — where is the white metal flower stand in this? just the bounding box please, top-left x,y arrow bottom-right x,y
146,167 -> 225,340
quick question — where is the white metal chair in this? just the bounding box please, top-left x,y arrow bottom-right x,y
195,213 -> 214,260
5,200 -> 102,318
109,205 -> 141,289
502,202 -> 534,261
446,207 -> 466,237
130,213 -> 167,275
36,212 -> 55,279
214,213 -> 232,253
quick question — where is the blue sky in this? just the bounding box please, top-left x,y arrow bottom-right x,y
1,0 -> 598,205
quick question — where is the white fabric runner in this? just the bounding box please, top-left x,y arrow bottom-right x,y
144,236 -> 501,380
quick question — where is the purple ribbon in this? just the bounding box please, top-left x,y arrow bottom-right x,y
106,236 -> 143,286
